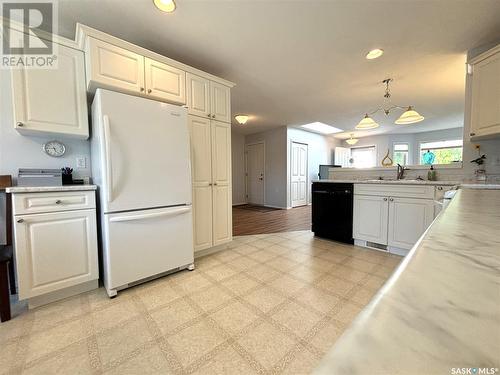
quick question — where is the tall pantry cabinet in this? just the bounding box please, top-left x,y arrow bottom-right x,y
187,73 -> 233,252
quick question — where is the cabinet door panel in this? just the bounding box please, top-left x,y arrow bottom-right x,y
14,210 -> 98,299
353,195 -> 388,245
145,58 -> 186,104
210,82 -> 231,123
186,73 -> 210,118
88,37 -> 145,93
388,198 -> 434,250
193,186 -> 213,251
470,52 -> 500,138
11,40 -> 89,138
188,116 -> 213,251
211,120 -> 232,245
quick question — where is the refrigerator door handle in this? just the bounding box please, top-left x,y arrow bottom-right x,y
109,206 -> 192,223
103,115 -> 113,203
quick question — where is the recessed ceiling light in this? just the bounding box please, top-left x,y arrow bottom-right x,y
153,0 -> 176,13
300,122 -> 342,135
235,115 -> 249,125
366,49 -> 384,60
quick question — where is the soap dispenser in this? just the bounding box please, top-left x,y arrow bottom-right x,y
427,165 -> 437,181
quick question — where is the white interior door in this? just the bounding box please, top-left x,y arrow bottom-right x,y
246,143 -> 265,205
291,142 -> 308,207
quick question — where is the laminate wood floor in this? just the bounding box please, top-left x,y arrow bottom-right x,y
233,204 -> 312,236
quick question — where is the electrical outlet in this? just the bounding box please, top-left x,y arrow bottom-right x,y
76,156 -> 87,169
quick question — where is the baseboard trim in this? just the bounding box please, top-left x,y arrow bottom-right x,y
263,204 -> 288,210
232,202 -> 247,206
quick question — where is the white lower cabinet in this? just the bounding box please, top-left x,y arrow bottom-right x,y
353,184 -> 440,255
387,197 -> 434,249
12,191 -> 99,307
353,195 -> 388,245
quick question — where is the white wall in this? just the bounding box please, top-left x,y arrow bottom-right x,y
231,131 -> 246,205
462,43 -> 500,181
0,69 -> 92,245
286,127 -> 339,207
0,69 -> 92,182
245,127 -> 288,208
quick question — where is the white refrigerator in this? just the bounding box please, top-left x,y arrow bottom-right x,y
91,89 -> 194,297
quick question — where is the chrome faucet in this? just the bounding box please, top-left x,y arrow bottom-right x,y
396,164 -> 409,180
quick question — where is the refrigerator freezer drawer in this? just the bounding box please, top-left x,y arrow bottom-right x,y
102,205 -> 194,292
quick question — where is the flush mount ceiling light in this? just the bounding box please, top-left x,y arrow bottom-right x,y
366,48 -> 384,60
300,122 -> 342,135
235,115 -> 249,125
153,0 -> 176,12
356,78 -> 424,129
345,133 -> 359,145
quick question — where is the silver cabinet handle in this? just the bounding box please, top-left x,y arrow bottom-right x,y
17,219 -> 24,223
470,132 -> 476,136
437,186 -> 443,191
389,198 -> 394,202
147,89 -> 152,94
212,114 -> 216,118
214,182 -> 218,186
208,182 -> 213,186
207,114 -> 212,118
383,197 -> 388,201
140,87 -> 145,92
55,200 -> 62,204
17,122 -> 24,127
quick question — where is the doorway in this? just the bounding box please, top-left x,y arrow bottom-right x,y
246,142 -> 265,206
291,141 -> 308,207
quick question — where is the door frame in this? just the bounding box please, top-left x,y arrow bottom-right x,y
289,140 -> 309,208
245,141 -> 266,206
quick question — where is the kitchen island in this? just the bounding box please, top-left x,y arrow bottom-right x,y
314,187 -> 500,374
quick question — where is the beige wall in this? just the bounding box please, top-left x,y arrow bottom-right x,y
231,131 -> 247,205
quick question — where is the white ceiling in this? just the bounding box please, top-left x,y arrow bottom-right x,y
56,0 -> 500,137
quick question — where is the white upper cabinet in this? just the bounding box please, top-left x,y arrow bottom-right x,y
11,43 -> 89,139
469,45 -> 500,139
210,81 -> 231,123
187,74 -> 231,123
144,57 -> 186,104
87,37 -> 145,94
186,73 -> 210,118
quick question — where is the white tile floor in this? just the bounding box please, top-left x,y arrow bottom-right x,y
1,231 -> 401,374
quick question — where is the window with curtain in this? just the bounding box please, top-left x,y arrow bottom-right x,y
393,143 -> 409,165
419,140 -> 463,165
350,146 -> 376,168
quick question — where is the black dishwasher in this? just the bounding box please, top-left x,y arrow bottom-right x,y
312,182 -> 354,244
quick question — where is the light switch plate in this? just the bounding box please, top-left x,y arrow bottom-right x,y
76,156 -> 87,169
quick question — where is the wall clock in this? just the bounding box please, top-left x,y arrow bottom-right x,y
43,140 -> 66,157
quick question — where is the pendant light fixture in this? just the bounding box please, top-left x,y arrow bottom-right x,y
345,133 -> 359,145
356,114 -> 379,130
356,78 -> 424,129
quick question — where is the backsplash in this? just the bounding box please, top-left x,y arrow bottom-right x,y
328,166 -> 465,182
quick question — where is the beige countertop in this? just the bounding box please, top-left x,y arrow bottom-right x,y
6,185 -> 97,193
314,188 -> 500,374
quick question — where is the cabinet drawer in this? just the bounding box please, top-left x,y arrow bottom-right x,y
354,184 -> 435,199
13,191 -> 96,215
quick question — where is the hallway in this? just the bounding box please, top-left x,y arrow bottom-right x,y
232,205 -> 311,236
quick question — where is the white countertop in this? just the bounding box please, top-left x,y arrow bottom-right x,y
314,188 -> 500,374
313,179 -> 460,186
6,185 -> 97,193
